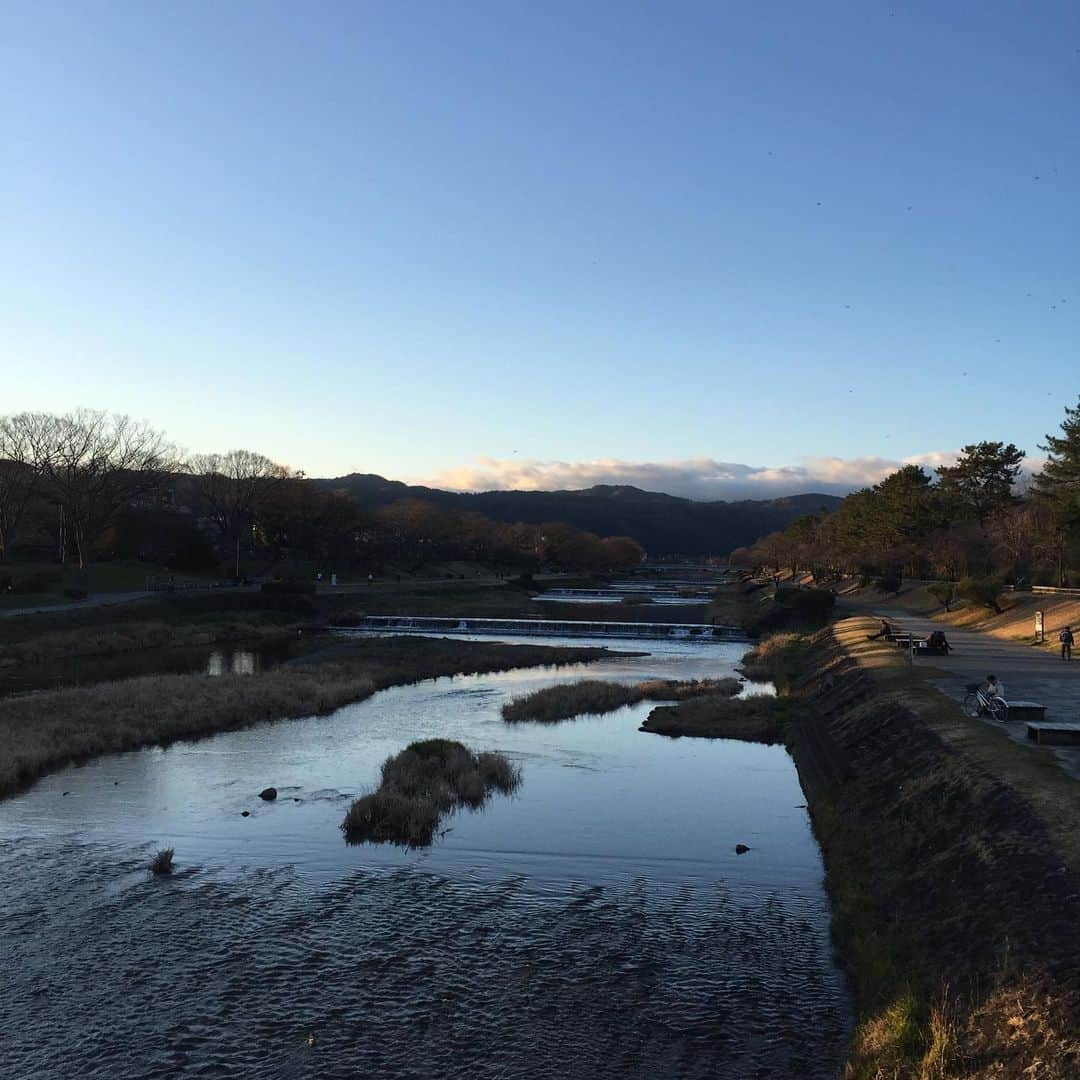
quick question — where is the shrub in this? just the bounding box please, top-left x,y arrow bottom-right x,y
341,740 -> 521,847
149,848 -> 174,875
11,570 -> 62,594
927,582 -> 956,612
876,570 -> 903,595
956,576 -> 1003,614
63,588 -> 88,601
748,588 -> 835,634
738,634 -> 804,689
166,531 -> 218,572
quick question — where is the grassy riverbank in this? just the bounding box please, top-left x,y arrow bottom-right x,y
752,619 -> 1080,1078
0,637 -> 613,800
639,693 -> 786,741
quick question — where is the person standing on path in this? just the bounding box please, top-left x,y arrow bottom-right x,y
1061,626 -> 1074,661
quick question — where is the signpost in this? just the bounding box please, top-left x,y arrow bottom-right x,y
1035,610 -> 1044,643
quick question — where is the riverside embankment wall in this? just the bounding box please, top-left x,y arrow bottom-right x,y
781,618 -> 1080,1076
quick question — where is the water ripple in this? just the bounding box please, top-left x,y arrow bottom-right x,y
2,845 -> 848,1079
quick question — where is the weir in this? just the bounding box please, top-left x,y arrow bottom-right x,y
331,615 -> 748,642
533,588 -> 710,605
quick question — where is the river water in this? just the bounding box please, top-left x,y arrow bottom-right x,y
0,634 -> 852,1078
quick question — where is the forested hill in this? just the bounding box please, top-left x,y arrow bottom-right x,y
313,474 -> 843,556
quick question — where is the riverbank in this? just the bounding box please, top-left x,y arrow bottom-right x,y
754,618 -> 1080,1077
0,576 -> 710,666
0,637 -> 614,800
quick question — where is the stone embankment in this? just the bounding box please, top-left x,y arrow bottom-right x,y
763,617 -> 1080,1078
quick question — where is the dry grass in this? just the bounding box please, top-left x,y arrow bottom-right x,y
640,693 -> 785,742
500,677 -> 741,723
636,677 -> 742,701
341,738 -> 521,847
0,637 -> 611,799
149,848 -> 174,875
738,632 -> 802,685
0,619 -> 295,666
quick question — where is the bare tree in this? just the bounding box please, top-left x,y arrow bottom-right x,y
0,417 -> 40,560
6,410 -> 177,568
187,450 -> 296,576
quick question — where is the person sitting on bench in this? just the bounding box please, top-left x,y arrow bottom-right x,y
926,630 -> 952,654
868,619 -> 893,641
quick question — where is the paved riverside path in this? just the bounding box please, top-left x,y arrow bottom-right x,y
878,610 -> 1080,779
0,590 -> 159,619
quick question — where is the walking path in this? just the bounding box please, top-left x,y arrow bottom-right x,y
878,609 -> 1080,778
0,591 -> 159,620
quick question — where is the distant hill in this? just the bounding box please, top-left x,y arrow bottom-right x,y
313,474 -> 843,557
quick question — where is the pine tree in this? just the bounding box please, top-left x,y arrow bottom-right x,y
936,441 -> 1025,523
1032,398 -> 1080,584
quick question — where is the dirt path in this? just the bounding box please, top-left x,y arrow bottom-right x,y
873,608 -> 1080,778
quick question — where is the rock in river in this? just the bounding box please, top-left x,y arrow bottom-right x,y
259,787 -> 278,801
735,844 -> 750,855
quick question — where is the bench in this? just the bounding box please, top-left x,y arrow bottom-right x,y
1026,722 -> 1080,746
912,642 -> 949,656
1003,701 -> 1047,723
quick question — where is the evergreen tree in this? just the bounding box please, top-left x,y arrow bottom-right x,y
936,441 -> 1025,522
1032,399 -> 1080,582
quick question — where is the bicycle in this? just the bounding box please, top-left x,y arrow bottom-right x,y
961,683 -> 1008,723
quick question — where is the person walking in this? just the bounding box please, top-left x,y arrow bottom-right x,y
1061,626 -> 1074,661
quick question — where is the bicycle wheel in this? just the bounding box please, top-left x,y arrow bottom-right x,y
961,692 -> 981,718
987,698 -> 1009,723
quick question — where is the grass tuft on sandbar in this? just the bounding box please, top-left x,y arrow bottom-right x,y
149,847 -> 175,875
640,694 -> 786,743
500,677 -> 741,724
341,739 -> 521,847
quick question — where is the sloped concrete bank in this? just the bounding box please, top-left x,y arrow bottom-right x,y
765,619 -> 1080,1078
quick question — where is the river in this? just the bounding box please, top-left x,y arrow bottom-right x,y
0,633 -> 852,1078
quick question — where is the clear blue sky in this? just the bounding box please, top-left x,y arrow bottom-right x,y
3,2 -> 1078,493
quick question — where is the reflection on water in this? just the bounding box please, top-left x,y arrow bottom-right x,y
205,647 -> 258,676
0,635 -> 852,1077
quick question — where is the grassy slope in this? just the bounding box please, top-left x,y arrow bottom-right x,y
764,618 -> 1080,1078
842,580 -> 1080,656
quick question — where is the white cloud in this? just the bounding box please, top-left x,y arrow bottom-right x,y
417,453 -> 967,501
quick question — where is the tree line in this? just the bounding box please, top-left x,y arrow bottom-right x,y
731,398 -> 1080,590
0,410 -> 644,578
